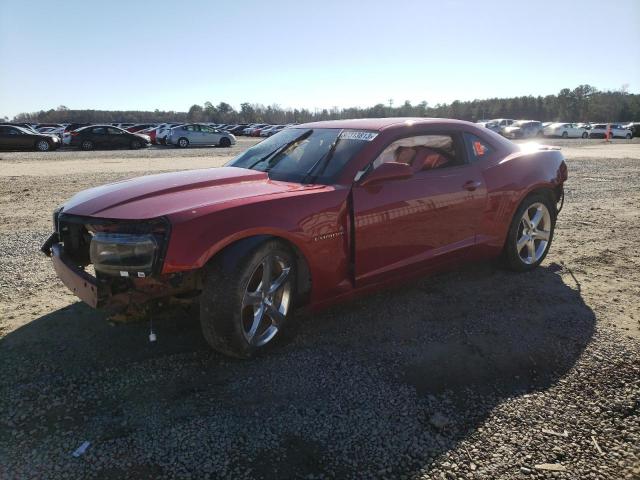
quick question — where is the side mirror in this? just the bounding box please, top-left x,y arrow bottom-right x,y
359,162 -> 413,187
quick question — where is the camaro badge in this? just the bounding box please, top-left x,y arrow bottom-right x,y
313,231 -> 345,242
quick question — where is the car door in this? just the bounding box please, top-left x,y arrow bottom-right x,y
107,127 -> 128,147
183,125 -> 198,144
351,132 -> 488,286
568,124 -> 579,137
90,126 -> 108,147
0,126 -> 21,148
200,125 -> 217,145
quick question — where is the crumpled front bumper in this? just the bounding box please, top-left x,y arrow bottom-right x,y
47,240 -> 100,308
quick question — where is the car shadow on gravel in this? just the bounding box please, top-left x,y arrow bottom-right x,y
0,261 -> 595,479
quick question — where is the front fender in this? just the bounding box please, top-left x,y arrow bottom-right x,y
161,187 -> 352,304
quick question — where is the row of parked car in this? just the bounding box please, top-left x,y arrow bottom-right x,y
1,118 -> 637,152
477,119 -> 639,139
0,121 -> 302,151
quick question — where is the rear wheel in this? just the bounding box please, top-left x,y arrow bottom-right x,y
35,139 -> 50,151
561,131 -> 568,138
80,140 -> 94,151
219,137 -> 231,148
200,240 -> 296,358
177,137 -> 189,148
503,193 -> 556,272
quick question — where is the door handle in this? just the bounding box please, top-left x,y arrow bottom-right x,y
463,180 -> 481,191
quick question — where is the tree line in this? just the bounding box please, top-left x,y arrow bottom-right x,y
7,85 -> 639,125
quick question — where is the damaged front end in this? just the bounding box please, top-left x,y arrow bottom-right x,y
41,211 -> 199,319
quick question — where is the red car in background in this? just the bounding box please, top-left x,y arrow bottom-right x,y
42,118 -> 567,358
137,127 -> 157,144
126,123 -> 157,133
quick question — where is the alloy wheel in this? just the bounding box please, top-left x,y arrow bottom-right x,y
36,140 -> 50,151
516,202 -> 551,265
241,254 -> 292,347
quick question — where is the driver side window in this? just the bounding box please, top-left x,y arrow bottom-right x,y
372,134 -> 462,171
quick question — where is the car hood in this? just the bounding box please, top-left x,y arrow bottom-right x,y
61,167 -> 313,220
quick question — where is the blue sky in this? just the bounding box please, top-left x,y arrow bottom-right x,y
1,0 -> 639,118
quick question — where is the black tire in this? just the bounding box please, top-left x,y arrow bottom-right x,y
219,137 -> 231,148
626,133 -> 632,139
35,139 -> 51,152
200,239 -> 297,358
582,132 -> 588,139
80,140 -> 94,151
130,139 -> 142,149
561,131 -> 568,138
503,192 -> 556,272
177,137 -> 189,148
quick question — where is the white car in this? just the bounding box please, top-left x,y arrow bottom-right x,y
479,118 -> 515,134
543,123 -> 589,138
156,123 -> 183,145
588,124 -> 632,139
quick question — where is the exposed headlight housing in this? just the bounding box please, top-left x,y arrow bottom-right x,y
90,233 -> 158,277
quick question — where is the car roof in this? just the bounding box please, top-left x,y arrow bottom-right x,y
295,117 -> 477,132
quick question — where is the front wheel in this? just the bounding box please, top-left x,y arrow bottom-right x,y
80,140 -> 94,151
561,131 -> 568,138
503,193 -> 556,272
177,137 -> 189,148
219,137 -> 231,147
35,139 -> 50,151
200,240 -> 296,358
130,139 -> 142,149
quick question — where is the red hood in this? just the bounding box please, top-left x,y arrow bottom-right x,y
62,167 -> 310,220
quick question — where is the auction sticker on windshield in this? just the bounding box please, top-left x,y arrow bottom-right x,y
339,131 -> 378,141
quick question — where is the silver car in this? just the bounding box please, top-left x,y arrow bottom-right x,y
166,123 -> 237,148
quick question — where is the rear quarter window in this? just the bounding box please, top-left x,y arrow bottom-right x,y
464,133 -> 494,162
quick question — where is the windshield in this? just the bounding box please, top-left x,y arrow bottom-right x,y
227,128 -> 375,184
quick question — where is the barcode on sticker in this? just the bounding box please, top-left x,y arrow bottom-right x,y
339,131 -> 378,141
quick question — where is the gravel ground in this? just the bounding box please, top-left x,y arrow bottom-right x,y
0,138 -> 639,479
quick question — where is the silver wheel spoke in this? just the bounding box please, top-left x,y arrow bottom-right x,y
266,304 -> 285,326
522,211 -> 533,229
527,239 -> 536,262
534,229 -> 550,241
268,267 -> 290,294
530,207 -> 544,228
261,257 -> 273,293
246,304 -> 265,345
517,235 -> 529,252
243,290 -> 262,307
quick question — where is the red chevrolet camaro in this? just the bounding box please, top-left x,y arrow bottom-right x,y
42,118 -> 567,358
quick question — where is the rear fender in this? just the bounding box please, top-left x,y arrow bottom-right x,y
479,148 -> 566,250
